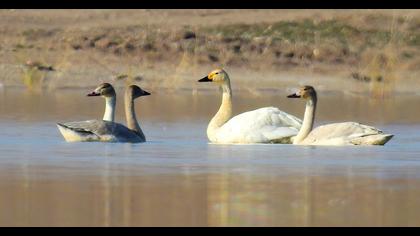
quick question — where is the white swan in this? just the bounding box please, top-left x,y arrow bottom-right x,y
57,84 -> 150,143
287,85 -> 393,145
197,69 -> 302,144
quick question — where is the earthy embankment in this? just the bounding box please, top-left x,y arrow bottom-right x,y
0,9 -> 419,96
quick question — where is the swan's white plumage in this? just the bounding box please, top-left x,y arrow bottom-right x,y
199,69 -> 302,144
298,122 -> 393,146
210,107 -> 302,144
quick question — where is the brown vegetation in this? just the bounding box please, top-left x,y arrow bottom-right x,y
0,10 -> 419,95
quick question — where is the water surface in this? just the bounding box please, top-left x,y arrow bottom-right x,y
0,88 -> 419,226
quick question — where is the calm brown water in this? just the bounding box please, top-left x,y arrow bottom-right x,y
0,87 -> 420,226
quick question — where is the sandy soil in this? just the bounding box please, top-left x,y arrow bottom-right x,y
0,9 -> 419,95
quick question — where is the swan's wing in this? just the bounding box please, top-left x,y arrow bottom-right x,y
58,120 -> 141,142
302,122 -> 389,145
60,120 -> 113,135
216,107 -> 302,143
262,107 -> 303,130
57,120 -> 103,141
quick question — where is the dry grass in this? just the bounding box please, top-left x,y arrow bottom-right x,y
0,10 -> 419,95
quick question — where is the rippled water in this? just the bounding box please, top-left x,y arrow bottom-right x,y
0,87 -> 420,226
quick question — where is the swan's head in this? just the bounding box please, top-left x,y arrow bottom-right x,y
87,83 -> 116,98
198,69 -> 229,84
126,85 -> 151,99
287,85 -> 316,99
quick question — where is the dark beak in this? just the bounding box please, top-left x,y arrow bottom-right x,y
287,93 -> 301,98
198,76 -> 212,82
87,91 -> 100,96
142,90 -> 151,96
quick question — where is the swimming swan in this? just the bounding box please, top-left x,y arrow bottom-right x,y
88,82 -> 116,122
198,69 -> 302,144
57,84 -> 150,143
287,85 -> 393,145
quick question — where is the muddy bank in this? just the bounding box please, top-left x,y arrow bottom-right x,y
0,9 -> 419,95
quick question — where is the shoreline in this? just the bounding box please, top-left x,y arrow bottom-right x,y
0,9 -> 418,95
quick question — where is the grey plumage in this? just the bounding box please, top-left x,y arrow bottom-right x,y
57,120 -> 144,143
57,83 -> 150,143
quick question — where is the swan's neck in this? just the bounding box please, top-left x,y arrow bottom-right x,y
294,96 -> 317,144
125,93 -> 145,140
103,96 -> 116,122
207,81 -> 233,141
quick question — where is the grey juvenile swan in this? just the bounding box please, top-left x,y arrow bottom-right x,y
287,85 -> 393,145
57,84 -> 150,143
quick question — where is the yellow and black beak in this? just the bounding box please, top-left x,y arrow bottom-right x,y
198,76 -> 212,82
287,93 -> 301,98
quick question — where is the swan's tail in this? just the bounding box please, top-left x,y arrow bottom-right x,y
57,123 -> 69,135
57,123 -> 77,142
351,133 -> 394,146
56,123 -> 97,142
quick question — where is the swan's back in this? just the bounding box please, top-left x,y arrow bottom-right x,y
300,122 -> 393,145
213,107 -> 302,144
57,120 -> 145,143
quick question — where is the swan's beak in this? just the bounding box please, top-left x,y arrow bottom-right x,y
198,76 -> 212,82
142,91 -> 151,96
287,93 -> 301,98
87,91 -> 101,96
